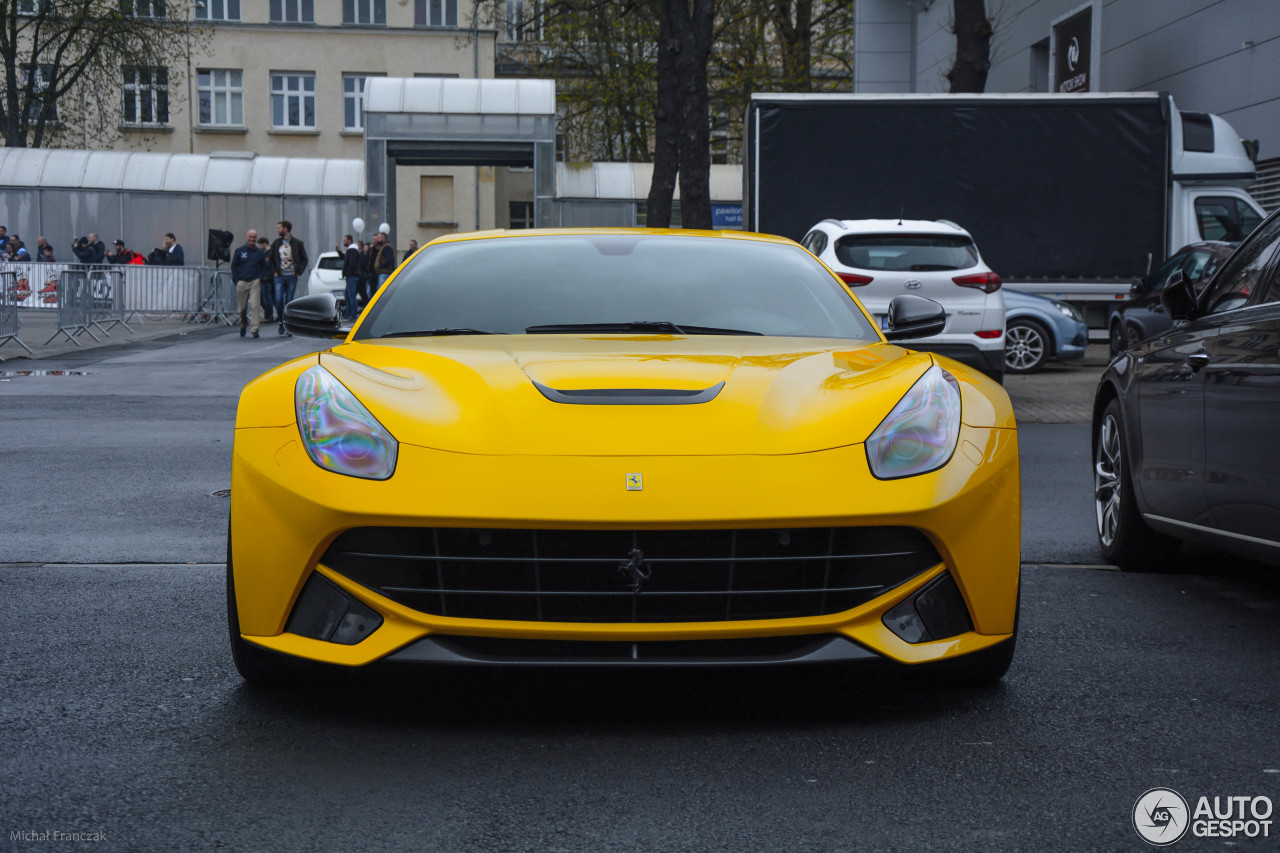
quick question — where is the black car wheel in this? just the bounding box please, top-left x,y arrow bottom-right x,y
1124,324 -> 1145,352
1004,319 -> 1050,374
1094,399 -> 1181,571
1109,321 -> 1126,358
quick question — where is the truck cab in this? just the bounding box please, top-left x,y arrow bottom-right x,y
1170,108 -> 1266,251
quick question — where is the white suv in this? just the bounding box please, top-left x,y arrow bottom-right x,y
801,219 -> 1006,382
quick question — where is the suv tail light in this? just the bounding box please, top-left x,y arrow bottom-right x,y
952,272 -> 1002,293
838,272 -> 874,286
975,330 -> 1003,339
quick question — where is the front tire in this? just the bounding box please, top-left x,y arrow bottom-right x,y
1004,319 -> 1050,374
1094,399 -> 1181,571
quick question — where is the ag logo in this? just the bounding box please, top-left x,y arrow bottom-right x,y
1133,788 -> 1190,846
1068,36 -> 1081,71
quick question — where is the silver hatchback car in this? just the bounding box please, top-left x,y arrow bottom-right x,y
801,219 -> 1006,382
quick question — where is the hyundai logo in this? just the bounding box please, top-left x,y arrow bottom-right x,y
904,279 -> 923,290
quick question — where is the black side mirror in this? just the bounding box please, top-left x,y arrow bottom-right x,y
1160,269 -> 1198,321
883,295 -> 947,341
1131,276 -> 1149,294
282,292 -> 353,339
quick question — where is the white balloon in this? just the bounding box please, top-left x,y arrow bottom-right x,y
379,222 -> 391,235
352,217 -> 365,233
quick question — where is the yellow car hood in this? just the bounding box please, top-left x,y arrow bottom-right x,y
315,335 -> 935,456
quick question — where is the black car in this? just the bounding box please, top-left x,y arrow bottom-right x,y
1092,210 -> 1280,570
1107,242 -> 1235,357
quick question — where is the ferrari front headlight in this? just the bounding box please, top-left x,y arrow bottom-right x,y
295,365 -> 398,480
865,365 -> 961,479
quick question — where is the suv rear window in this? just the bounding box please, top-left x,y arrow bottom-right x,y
834,234 -> 978,272
318,255 -> 345,270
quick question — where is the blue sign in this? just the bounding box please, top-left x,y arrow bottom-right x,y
711,204 -> 743,229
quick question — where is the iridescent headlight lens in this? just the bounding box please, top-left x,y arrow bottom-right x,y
865,365 -> 961,479
295,365 -> 398,480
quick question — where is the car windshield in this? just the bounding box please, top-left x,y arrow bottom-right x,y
835,234 -> 978,272
354,234 -> 880,341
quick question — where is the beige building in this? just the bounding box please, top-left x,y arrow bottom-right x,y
112,0 -> 508,246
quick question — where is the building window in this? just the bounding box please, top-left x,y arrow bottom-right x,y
122,66 -> 169,126
22,64 -> 57,122
196,0 -> 240,20
509,201 -> 534,229
198,69 -> 243,127
271,73 -> 315,129
504,0 -> 541,41
343,0 -> 386,25
119,0 -> 166,16
270,0 -> 314,23
17,0 -> 47,14
343,74 -> 384,131
415,0 -> 458,27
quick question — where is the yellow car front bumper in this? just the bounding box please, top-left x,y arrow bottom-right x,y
229,420 -> 1019,669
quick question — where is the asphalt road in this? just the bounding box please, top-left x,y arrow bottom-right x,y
3,330 -> 1278,851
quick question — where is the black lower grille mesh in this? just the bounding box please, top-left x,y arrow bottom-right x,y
321,526 -> 940,623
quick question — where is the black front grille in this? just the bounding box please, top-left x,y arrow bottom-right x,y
322,527 -> 941,623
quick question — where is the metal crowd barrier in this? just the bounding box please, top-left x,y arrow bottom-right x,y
0,270 -> 33,357
0,261 -> 238,323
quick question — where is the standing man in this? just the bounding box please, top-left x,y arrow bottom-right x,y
403,239 -> 418,263
339,234 -> 362,320
258,236 -> 277,324
231,229 -> 267,338
373,232 -> 396,290
73,233 -> 106,265
163,233 -> 184,265
269,219 -> 308,336
106,239 -> 144,264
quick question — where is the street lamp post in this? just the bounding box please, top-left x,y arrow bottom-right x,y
186,1 -> 206,154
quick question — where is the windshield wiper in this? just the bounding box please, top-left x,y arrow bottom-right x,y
378,328 -> 502,338
524,321 -> 762,336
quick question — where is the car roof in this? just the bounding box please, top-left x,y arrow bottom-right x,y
817,219 -> 973,238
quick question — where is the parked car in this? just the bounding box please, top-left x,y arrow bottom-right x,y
1092,211 -> 1280,571
801,219 -> 1006,382
1002,289 -> 1089,375
238,229 -> 1021,686
303,251 -> 345,299
1107,242 -> 1235,357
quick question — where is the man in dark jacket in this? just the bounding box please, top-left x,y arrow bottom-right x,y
339,234 -> 362,320
231,228 -> 268,338
106,239 -> 144,265
72,233 -> 107,265
268,220 -> 308,336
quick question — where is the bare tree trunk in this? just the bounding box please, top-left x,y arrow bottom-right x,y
676,0 -> 714,229
946,0 -> 991,93
647,6 -> 680,228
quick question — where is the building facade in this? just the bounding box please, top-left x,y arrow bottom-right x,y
62,0 -> 508,249
854,0 -> 1280,204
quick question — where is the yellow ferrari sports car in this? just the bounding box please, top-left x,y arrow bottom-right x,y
229,228 -> 1019,685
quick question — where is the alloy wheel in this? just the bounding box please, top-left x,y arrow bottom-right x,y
1095,413 -> 1122,547
1005,323 -> 1046,373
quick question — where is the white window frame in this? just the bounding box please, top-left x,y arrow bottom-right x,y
120,0 -> 166,17
22,64 -> 57,123
197,69 -> 243,128
270,72 -> 316,130
415,0 -> 458,27
122,66 -> 169,127
343,0 -> 386,25
270,0 -> 314,23
504,0 -> 539,42
196,0 -> 240,21
342,73 -> 383,131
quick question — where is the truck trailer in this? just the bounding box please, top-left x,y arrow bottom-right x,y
744,92 -> 1265,330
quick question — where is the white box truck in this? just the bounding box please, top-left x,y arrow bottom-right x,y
743,92 -> 1266,331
